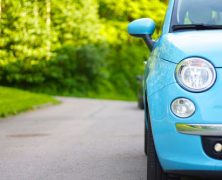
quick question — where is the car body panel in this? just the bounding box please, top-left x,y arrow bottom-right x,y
147,77 -> 222,170
158,31 -> 222,67
145,55 -> 176,98
162,0 -> 175,35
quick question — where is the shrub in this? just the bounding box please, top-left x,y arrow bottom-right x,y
0,0 -> 167,100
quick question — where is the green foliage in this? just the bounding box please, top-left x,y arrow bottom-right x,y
98,0 -> 167,37
0,86 -> 58,117
0,0 -> 167,100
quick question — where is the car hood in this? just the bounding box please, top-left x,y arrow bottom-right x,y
158,30 -> 222,67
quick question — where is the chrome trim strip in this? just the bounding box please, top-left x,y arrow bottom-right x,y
176,124 -> 222,136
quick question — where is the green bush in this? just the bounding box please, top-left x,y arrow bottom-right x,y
0,44 -> 108,92
0,0 -> 167,100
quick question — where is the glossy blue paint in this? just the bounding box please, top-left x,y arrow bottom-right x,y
147,71 -> 222,170
145,51 -> 176,97
127,18 -> 156,36
162,0 -> 175,34
128,0 -> 222,174
158,30 -> 222,67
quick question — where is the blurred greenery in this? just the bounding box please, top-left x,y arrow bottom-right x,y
0,86 -> 58,117
0,0 -> 167,100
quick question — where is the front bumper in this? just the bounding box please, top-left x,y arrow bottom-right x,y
176,124 -> 222,136
176,124 -> 222,160
147,79 -> 222,172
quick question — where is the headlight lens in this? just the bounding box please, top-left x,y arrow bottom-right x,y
171,98 -> 195,118
176,58 -> 216,92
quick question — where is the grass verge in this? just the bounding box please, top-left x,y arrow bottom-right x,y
0,86 -> 59,117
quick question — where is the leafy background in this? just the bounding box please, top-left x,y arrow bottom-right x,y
0,0 -> 167,100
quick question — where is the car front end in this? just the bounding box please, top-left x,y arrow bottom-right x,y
147,64 -> 222,174
128,0 -> 222,179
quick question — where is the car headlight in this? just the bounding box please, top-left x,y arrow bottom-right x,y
176,58 -> 216,92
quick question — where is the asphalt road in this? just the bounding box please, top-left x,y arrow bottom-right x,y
0,98 -> 216,180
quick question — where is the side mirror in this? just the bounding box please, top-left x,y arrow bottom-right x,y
128,18 -> 156,50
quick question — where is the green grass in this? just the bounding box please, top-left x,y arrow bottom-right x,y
0,86 -> 59,117
30,86 -> 137,102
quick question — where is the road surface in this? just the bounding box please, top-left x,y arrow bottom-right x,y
0,98 -> 213,180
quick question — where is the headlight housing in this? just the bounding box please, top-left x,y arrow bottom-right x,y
176,58 -> 216,92
171,98 -> 195,118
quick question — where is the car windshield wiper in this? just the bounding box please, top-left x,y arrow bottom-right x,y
172,24 -> 222,31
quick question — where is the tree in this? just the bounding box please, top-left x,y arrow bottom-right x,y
0,0 -> 167,99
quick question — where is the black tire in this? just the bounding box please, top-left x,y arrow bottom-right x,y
138,97 -> 144,109
147,119 -> 180,180
144,119 -> 148,155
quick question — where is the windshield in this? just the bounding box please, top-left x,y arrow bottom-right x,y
171,0 -> 222,31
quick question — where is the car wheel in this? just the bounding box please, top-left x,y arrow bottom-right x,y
147,119 -> 180,180
144,119 -> 147,155
138,98 -> 144,109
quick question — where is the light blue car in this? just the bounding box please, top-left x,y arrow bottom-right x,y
128,0 -> 222,179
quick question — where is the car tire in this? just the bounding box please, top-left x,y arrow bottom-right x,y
147,118 -> 180,180
138,98 -> 144,109
144,119 -> 148,155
